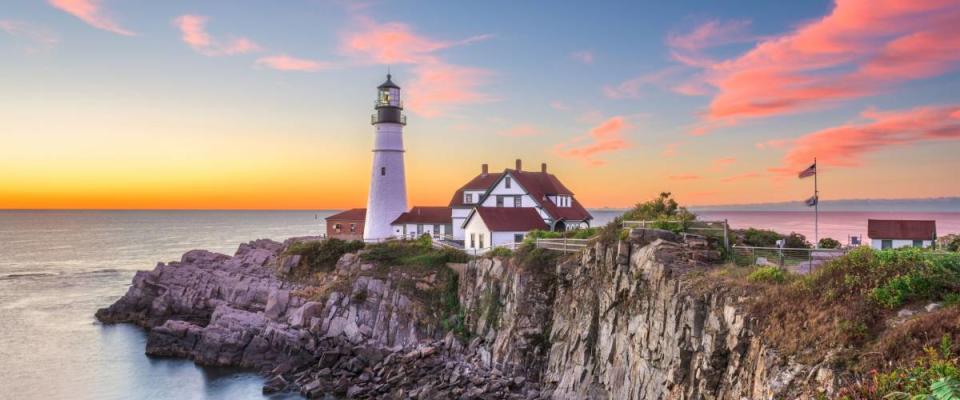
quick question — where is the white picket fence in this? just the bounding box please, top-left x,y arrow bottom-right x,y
534,238 -> 592,253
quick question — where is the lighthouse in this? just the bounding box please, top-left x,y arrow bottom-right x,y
363,74 -> 408,241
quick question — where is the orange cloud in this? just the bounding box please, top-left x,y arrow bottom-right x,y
684,0 -> 960,127
48,0 -> 134,36
669,174 -> 701,181
497,124 -> 542,137
255,55 -> 331,72
554,116 -> 631,166
721,172 -> 764,183
780,104 -> 960,173
0,20 -> 58,52
340,17 -> 494,117
661,141 -> 686,157
173,15 -> 260,57
570,50 -> 594,64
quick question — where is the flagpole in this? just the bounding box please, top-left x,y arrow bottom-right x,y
814,157 -> 819,248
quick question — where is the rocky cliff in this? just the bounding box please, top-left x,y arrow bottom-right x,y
98,231 -> 833,399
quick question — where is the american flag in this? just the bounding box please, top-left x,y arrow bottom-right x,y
798,163 -> 816,179
804,195 -> 818,207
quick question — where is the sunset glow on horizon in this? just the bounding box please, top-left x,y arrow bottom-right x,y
3,0 -> 959,210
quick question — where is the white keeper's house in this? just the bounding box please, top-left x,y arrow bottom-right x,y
391,159 -> 592,250
350,74 -> 592,249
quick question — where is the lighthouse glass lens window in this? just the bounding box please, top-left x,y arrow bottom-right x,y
381,167 -> 386,176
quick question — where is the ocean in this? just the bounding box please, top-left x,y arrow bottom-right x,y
0,209 -> 957,399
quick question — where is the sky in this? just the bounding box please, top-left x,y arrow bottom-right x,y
1,0 -> 959,210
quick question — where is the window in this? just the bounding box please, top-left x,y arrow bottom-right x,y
350,223 -> 356,233
496,195 -> 505,207
513,196 -> 521,207
913,240 -> 924,248
464,193 -> 473,204
434,224 -> 441,236
334,223 -> 342,233
470,233 -> 476,248
417,224 -> 424,235
514,233 -> 524,243
479,233 -> 485,249
881,239 -> 893,249
381,167 -> 386,176
505,177 -> 512,189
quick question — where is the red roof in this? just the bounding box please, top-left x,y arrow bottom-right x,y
470,207 -> 548,232
448,172 -> 503,207
868,219 -> 936,240
505,169 -> 592,222
391,207 -> 452,225
326,208 -> 366,221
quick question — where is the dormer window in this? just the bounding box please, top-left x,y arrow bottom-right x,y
464,193 -> 474,204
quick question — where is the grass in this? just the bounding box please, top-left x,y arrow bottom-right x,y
734,247 -> 960,373
281,239 -> 365,281
837,335 -> 960,400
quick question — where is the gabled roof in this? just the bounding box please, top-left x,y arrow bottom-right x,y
391,207 -> 452,225
326,208 -> 366,221
448,172 -> 503,207
467,207 -> 548,232
867,219 -> 936,240
506,169 -> 592,222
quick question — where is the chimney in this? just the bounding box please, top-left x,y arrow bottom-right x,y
481,164 -> 488,176
541,163 -> 547,173
515,159 -> 522,171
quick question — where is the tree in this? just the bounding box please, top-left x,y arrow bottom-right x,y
818,237 -> 841,249
947,236 -> 960,252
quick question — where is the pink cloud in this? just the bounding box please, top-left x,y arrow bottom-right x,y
255,55 -> 331,72
721,172 -> 764,183
549,100 -> 570,111
554,116 -> 631,166
669,174 -> 702,181
668,19 -> 753,52
709,156 -> 737,172
340,17 -> 494,117
778,104 -> 960,173
498,124 -> 542,137
48,0 -> 134,36
173,15 -> 260,57
0,20 -> 58,52
755,139 -> 791,150
570,50 -> 594,64
603,67 -> 684,99
662,141 -> 686,157
680,0 -> 960,130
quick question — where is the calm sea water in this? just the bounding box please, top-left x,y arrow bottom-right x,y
0,209 -> 956,400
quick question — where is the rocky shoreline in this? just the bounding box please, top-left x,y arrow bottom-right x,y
97,231 -> 836,399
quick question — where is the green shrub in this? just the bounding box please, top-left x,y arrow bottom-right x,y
869,336 -> 960,399
819,237 -> 842,249
568,227 -> 599,239
360,240 -> 469,268
742,228 -> 782,247
747,266 -> 788,284
622,192 -> 695,223
488,247 -> 514,258
947,237 -> 960,252
784,232 -> 812,249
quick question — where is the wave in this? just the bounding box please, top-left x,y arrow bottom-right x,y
0,272 -> 58,280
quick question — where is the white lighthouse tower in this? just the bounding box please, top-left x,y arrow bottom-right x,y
363,74 -> 408,241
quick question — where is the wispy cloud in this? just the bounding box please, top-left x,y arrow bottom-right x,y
710,156 -> 737,171
661,141 -> 686,157
340,16 -> 494,117
255,55 -> 332,72
554,116 -> 631,166
669,174 -> 701,181
173,15 -> 260,57
603,66 -> 685,99
497,124 -> 542,137
674,0 -> 960,133
721,172 -> 764,183
48,0 -> 134,36
0,20 -> 59,52
570,50 -> 594,64
778,104 -> 960,174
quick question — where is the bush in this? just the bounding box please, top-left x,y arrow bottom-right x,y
742,228 -> 782,247
488,247 -> 514,258
947,236 -> 960,252
622,192 -> 695,223
784,232 -> 811,249
819,237 -> 842,249
747,266 -> 788,284
360,240 -> 469,268
840,336 -> 960,399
